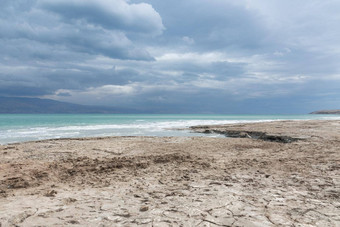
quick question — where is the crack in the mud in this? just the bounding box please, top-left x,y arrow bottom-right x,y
201,219 -> 231,227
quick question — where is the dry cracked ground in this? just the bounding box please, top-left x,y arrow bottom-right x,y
0,120 -> 339,226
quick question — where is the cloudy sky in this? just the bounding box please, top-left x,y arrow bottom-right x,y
1,0 -> 339,113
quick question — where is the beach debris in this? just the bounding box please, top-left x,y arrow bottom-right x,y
3,146 -> 16,150
68,220 -> 80,224
4,177 -> 29,189
45,190 -> 57,197
63,197 -> 77,204
139,206 -> 149,212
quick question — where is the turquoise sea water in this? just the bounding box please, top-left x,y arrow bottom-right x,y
0,114 -> 339,144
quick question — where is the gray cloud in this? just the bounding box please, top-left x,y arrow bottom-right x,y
0,0 -> 161,61
1,0 -> 340,113
132,0 -> 270,52
39,0 -> 164,35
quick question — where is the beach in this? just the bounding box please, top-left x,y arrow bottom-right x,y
0,120 -> 339,226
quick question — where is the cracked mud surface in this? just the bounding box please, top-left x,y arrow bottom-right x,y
0,120 -> 339,226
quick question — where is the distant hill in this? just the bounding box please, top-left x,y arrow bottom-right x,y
310,109 -> 340,114
0,97 -> 139,114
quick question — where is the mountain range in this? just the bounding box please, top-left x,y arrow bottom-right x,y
0,97 -> 139,114
310,110 -> 340,114
1,97 -> 339,114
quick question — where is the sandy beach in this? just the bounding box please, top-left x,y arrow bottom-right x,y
0,120 -> 339,226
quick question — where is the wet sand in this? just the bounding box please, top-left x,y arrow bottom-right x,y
0,120 -> 339,226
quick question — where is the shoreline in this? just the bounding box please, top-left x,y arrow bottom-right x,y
1,120 -> 339,226
0,119 -> 314,145
1,116 -> 340,145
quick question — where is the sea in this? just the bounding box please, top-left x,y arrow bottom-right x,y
0,114 -> 339,145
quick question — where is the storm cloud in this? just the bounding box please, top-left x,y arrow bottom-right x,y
0,0 -> 339,113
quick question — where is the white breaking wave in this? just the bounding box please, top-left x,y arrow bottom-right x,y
0,119 -> 275,144
26,119 -> 275,131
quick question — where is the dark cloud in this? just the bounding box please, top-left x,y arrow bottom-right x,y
0,0 -> 160,61
0,0 -> 339,113
131,0 -> 269,53
39,0 -> 164,34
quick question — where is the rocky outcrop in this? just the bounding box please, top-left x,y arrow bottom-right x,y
191,126 -> 300,143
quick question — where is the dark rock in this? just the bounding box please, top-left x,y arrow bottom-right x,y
140,206 -> 149,212
191,127 -> 301,143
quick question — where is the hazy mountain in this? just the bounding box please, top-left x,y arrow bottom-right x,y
310,110 -> 340,114
0,97 -> 139,114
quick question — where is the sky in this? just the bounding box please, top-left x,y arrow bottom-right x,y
0,0 -> 340,114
